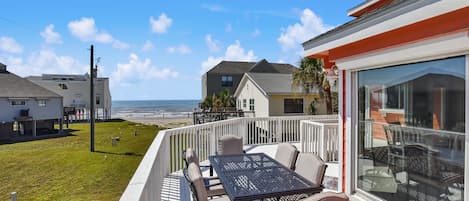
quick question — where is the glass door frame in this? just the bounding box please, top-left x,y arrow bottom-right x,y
348,54 -> 469,200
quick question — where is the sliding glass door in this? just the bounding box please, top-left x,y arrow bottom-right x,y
356,56 -> 466,200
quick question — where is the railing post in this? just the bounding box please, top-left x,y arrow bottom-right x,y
299,120 -> 304,152
242,118 -> 248,145
319,124 -> 326,161
210,123 -> 217,155
276,118 -> 281,143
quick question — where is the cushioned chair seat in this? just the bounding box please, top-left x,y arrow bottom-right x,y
205,178 -> 225,197
275,143 -> 299,170
218,135 -> 243,155
300,192 -> 349,201
295,153 -> 327,187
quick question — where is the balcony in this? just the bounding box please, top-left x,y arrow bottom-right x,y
120,115 -> 340,201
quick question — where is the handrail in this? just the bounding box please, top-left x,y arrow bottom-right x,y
120,115 -> 338,201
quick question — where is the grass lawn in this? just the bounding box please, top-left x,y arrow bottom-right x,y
0,120 -> 161,201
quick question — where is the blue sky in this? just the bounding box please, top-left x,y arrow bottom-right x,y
0,0 -> 361,100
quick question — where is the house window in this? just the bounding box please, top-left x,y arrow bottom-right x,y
243,99 -> 247,108
221,75 -> 233,87
249,99 -> 254,111
58,83 -> 68,90
356,56 -> 465,200
11,100 -> 26,105
37,100 -> 46,107
96,96 -> 101,105
284,99 -> 303,113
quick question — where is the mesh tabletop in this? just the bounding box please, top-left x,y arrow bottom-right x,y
209,153 -> 322,201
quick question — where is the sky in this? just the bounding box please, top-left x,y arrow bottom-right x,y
0,0 -> 362,100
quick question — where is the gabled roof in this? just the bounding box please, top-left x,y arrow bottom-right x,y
206,59 -> 297,74
0,71 -> 62,98
234,73 -> 318,97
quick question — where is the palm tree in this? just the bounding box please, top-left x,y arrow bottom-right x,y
293,57 -> 333,114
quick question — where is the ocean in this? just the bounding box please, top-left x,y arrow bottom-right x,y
112,100 -> 200,118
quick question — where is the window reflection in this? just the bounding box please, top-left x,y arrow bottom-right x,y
357,56 -> 465,201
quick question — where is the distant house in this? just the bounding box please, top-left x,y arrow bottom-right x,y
0,63 -> 63,141
234,73 -> 326,117
27,74 -> 112,120
201,59 -> 297,99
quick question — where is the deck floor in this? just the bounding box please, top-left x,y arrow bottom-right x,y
161,143 -> 339,201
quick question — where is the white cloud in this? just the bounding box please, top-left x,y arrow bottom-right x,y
111,53 -> 179,85
278,9 -> 333,51
225,24 -> 232,33
200,40 -> 257,74
251,29 -> 261,37
112,40 -> 130,49
166,44 -> 191,54
68,17 -> 128,49
0,37 -> 23,54
205,34 -> 220,52
3,49 -> 87,76
40,24 -> 62,44
150,13 -> 172,34
142,40 -> 155,51
201,4 -> 225,12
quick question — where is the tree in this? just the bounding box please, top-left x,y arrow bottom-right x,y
293,57 -> 333,114
200,89 -> 236,111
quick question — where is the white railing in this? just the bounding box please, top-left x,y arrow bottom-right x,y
120,115 -> 338,201
300,119 -> 339,162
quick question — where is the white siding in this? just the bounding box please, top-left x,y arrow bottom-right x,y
236,79 -> 269,117
0,97 -> 63,122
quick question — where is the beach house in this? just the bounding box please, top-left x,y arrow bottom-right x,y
303,0 -> 468,200
234,72 -> 326,117
201,59 -> 297,98
0,63 -> 63,141
27,74 -> 112,120
120,1 -> 468,201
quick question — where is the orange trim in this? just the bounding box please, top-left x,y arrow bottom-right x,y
349,0 -> 393,17
341,70 -> 346,192
329,7 -> 469,61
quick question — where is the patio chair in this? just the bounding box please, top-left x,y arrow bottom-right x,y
299,192 -> 349,201
182,148 -> 225,197
295,153 -> 327,188
217,135 -> 244,155
183,148 -> 214,176
274,143 -> 299,170
185,163 -> 230,201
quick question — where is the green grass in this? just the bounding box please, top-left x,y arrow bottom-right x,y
0,120 -> 161,201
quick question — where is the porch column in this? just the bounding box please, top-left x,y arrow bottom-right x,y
59,118 -> 63,134
32,120 -> 37,137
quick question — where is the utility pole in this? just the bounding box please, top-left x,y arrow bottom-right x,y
90,45 -> 95,152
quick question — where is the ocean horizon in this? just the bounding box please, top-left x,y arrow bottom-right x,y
111,99 -> 200,118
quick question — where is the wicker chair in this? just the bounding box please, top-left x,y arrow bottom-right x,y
217,135 -> 244,155
183,148 -> 225,197
184,163 -> 229,201
275,143 -> 299,170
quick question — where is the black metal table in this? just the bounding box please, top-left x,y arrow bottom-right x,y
209,153 -> 322,201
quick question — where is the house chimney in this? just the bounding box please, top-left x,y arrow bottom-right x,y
0,63 -> 6,73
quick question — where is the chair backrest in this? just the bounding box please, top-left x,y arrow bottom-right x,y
301,192 -> 349,201
183,148 -> 200,167
186,163 -> 209,201
274,143 -> 299,170
295,153 -> 327,187
218,135 -> 243,155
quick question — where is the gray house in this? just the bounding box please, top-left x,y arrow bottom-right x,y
201,59 -> 297,99
0,63 -> 63,141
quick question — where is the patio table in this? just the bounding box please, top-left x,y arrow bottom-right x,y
209,153 -> 322,201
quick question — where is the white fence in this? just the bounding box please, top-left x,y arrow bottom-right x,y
120,115 -> 338,201
300,119 -> 339,162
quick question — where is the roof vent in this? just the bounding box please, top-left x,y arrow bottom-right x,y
0,63 -> 6,73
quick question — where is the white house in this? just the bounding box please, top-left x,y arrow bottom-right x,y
234,73 -> 326,117
27,74 -> 112,120
0,63 -> 63,141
